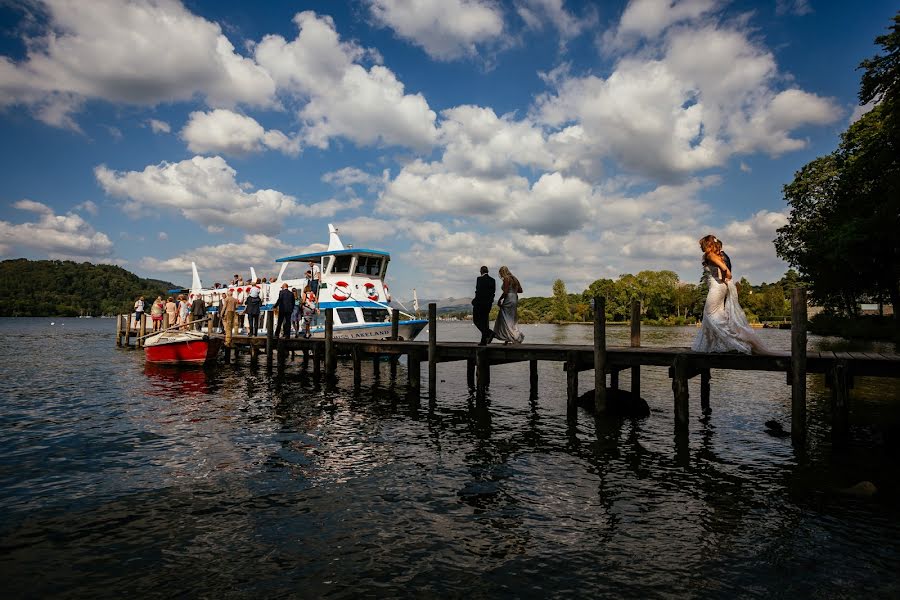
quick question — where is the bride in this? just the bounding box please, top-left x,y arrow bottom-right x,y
692,235 -> 767,354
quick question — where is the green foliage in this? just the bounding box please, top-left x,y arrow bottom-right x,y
551,278 -> 571,321
809,313 -> 898,341
776,12 -> 900,317
0,259 -> 177,317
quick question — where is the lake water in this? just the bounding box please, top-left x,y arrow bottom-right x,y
1,318 -> 899,598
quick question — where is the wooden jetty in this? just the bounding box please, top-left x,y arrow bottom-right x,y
115,290 -> 900,443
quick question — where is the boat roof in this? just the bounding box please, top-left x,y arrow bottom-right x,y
275,248 -> 390,263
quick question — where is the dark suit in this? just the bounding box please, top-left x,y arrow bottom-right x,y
472,273 -> 496,344
274,288 -> 295,338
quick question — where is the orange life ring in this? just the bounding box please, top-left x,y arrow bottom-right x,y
332,281 -> 351,301
364,282 -> 379,301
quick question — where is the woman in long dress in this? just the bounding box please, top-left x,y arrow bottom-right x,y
692,235 -> 767,354
493,266 -> 525,344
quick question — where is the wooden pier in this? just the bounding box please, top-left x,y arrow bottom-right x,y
116,290 -> 900,443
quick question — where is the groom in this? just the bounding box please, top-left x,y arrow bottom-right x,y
472,266 -> 496,345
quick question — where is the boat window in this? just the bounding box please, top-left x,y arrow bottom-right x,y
331,255 -> 352,273
336,308 -> 358,324
355,256 -> 383,276
362,309 -> 388,323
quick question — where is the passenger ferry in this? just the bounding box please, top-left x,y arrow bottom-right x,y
185,225 -> 427,340
273,224 -> 427,340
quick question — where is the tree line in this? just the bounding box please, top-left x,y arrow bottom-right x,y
0,259 -> 177,317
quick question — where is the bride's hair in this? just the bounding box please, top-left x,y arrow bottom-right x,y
698,234 -> 718,254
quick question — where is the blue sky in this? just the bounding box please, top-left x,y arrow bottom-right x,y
0,0 -> 895,299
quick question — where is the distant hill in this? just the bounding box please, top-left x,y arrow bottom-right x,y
0,259 -> 177,317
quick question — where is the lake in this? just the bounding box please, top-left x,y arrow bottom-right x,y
1,318 -> 898,598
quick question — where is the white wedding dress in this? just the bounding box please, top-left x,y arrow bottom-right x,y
692,257 -> 767,354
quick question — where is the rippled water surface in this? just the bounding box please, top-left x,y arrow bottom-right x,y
1,318 -> 899,598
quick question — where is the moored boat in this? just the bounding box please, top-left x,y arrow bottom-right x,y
143,330 -> 223,364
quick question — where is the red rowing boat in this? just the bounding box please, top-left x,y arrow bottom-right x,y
143,330 -> 223,364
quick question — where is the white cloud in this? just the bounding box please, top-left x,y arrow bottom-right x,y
322,167 -> 385,190
255,11 -> 439,151
95,155 -> 359,233
75,200 -> 99,215
776,0 -> 812,17
849,99 -> 877,124
0,200 -> 114,259
158,231 -> 168,240
368,0 -> 504,60
148,119 -> 171,134
536,21 -> 841,179
604,0 -> 721,50
515,0 -> 596,44
181,109 -> 300,156
0,0 -> 275,128
140,234 -> 294,280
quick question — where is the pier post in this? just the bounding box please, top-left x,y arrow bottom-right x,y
325,309 -> 335,379
567,350 -> 579,412
408,350 -> 421,391
593,296 -> 607,412
390,308 -> 399,380
672,354 -> 689,430
475,347 -> 488,400
313,343 -> 321,378
124,314 -> 132,347
631,299 -> 641,399
116,313 -> 123,347
467,358 -> 475,388
162,313 -> 169,331
610,369 -> 619,391
428,303 -> 437,399
530,360 -> 539,397
700,369 -> 711,414
138,313 -> 146,347
791,288 -> 807,442
265,311 -> 275,369
352,345 -> 362,389
831,360 -> 850,442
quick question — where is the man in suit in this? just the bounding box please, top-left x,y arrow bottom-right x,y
472,265 -> 496,345
274,283 -> 295,338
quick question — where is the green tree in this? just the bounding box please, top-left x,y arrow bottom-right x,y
551,279 -> 571,322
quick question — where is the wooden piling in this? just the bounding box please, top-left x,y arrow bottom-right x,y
672,354 -> 689,429
700,369 -> 711,414
353,346 -> 362,389
116,313 -> 123,347
791,287 -> 807,441
162,313 -> 170,331
265,311 -> 275,368
593,296 -> 607,412
475,347 -> 488,400
467,358 -> 475,388
124,314 -> 132,347
428,303 -> 437,399
831,359 -> 850,440
631,299 -> 641,399
408,349 -> 421,390
390,308 -> 399,379
325,308 -> 335,379
313,343 -> 321,378
567,350 -> 579,412
610,369 -> 619,391
529,360 -> 538,396
138,313 -> 146,347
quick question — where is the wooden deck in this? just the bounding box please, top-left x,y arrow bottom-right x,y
115,291 -> 899,444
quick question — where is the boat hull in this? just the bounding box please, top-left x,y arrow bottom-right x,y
144,332 -> 223,364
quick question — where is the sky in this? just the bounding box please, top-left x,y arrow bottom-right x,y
0,0 -> 895,300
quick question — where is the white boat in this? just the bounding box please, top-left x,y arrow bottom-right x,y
273,224 -> 427,340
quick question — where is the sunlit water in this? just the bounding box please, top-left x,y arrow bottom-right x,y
1,318 -> 899,598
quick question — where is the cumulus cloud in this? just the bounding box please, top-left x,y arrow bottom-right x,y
255,11 -> 438,150
604,0 -> 721,50
148,119 -> 171,133
95,155 -> 359,233
515,0 -> 597,44
74,200 -> 99,215
536,20 -> 841,180
322,167 -> 385,191
0,0 -> 275,128
181,109 -> 300,156
0,200 -> 114,259
368,0 -> 504,60
140,234 -> 294,279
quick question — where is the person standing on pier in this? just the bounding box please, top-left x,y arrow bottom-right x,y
472,266 -> 496,345
133,296 -> 144,328
493,266 -> 525,344
150,296 -> 164,332
190,294 -> 206,331
220,289 -> 239,347
164,296 -> 177,328
244,286 -> 262,337
692,235 -> 766,354
307,260 -> 321,295
274,282 -> 295,338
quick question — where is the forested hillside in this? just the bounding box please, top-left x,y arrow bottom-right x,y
0,259 -> 178,317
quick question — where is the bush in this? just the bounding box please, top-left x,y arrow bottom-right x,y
809,313 -> 898,341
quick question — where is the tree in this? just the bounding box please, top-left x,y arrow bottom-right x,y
776,12 -> 900,320
551,279 -> 571,322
